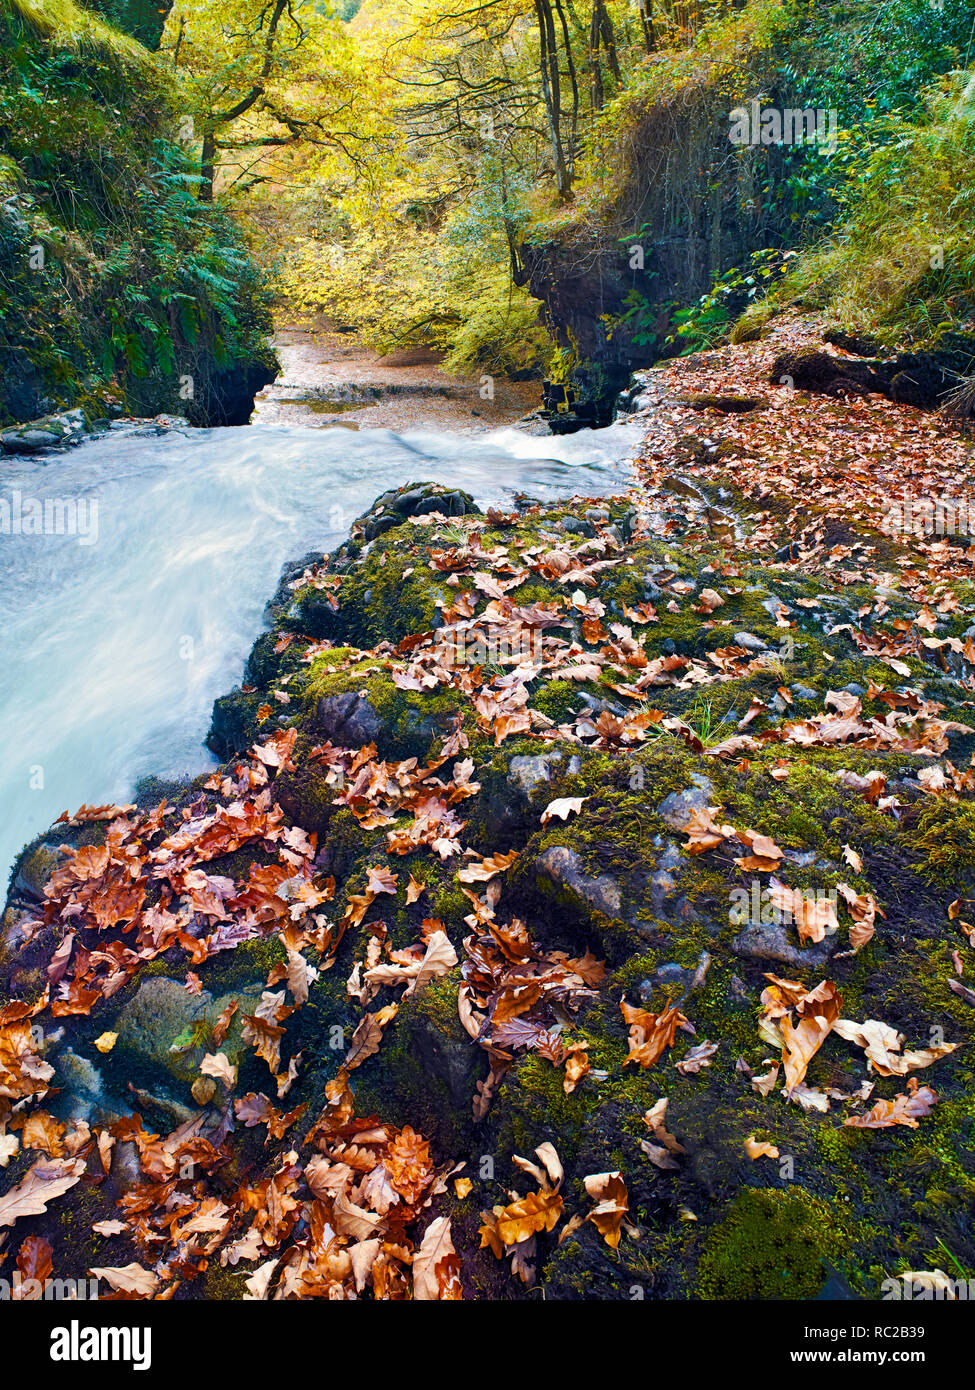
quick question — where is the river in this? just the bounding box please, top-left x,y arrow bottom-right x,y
0,417 -> 640,890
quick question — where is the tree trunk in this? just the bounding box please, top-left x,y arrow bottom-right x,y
199,130 -> 216,203
600,1 -> 621,82
534,0 -> 571,199
589,0 -> 620,109
553,0 -> 579,167
589,2 -> 604,111
638,0 -> 654,52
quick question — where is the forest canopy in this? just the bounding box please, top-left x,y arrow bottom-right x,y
150,0 -> 975,378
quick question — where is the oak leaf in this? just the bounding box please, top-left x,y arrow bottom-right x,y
457,850 -> 519,883
745,1136 -> 780,1161
413,1216 -> 458,1300
832,1017 -> 957,1076
844,1082 -> 938,1130
621,998 -> 690,1069
0,1157 -> 85,1229
540,797 -> 588,824
780,980 -> 841,1093
493,1189 -> 564,1246
583,1171 -> 628,1249
89,1262 -> 160,1297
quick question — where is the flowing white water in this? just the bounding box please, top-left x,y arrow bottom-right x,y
0,419 -> 639,890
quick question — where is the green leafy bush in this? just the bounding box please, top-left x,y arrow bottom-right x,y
664,249 -> 798,355
753,73 -> 975,348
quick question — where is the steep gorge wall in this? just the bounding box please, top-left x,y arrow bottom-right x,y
514,10 -> 805,421
0,0 -> 276,428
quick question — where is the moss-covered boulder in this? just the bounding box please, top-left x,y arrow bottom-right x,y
4,469 -> 975,1303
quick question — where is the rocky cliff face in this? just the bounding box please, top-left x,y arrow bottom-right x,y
513,23 -> 805,426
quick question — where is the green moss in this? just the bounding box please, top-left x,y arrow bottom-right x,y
913,800 -> 975,889
351,973 -> 477,1157
531,678 -> 584,724
491,1051 -> 592,1164
696,1187 -> 848,1300
199,1260 -> 251,1301
298,653 -> 464,760
204,934 -> 287,994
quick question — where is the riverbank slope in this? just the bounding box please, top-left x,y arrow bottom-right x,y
2,318 -> 975,1300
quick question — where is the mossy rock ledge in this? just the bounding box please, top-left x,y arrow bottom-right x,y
3,477 -> 975,1302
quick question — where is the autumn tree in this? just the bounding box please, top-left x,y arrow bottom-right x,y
163,0 -> 358,200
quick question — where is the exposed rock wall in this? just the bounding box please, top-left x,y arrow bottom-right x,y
513,25 -> 805,423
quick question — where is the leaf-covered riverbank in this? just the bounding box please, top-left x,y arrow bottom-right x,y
3,321 -> 975,1299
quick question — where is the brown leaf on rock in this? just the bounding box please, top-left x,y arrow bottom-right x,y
844,1081 -> 938,1129
15,1234 -> 54,1289
583,1171 -> 628,1249
745,1136 -> 780,1160
494,1189 -> 564,1246
682,806 -> 736,855
413,1216 -> 459,1300
89,1262 -> 161,1297
836,882 -> 880,952
457,850 -> 519,883
621,998 -> 690,1069
512,1142 -> 563,1192
21,1111 -> 67,1157
343,1004 -> 398,1071
832,1017 -> 957,1076
563,1043 -> 590,1093
0,1157 -> 85,1229
767,881 -> 840,943
540,796 -> 588,824
778,979 -> 842,1094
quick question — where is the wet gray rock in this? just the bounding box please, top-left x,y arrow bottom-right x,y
410,1012 -> 482,1110
0,906 -> 37,971
577,691 -> 629,719
657,842 -> 683,871
114,977 -> 214,1081
656,775 -> 715,831
648,868 -> 677,915
359,482 -> 481,540
55,1049 -> 107,1123
112,977 -> 256,1086
734,631 -> 768,652
730,920 -> 835,968
508,753 -> 561,796
479,751 -> 566,841
11,841 -> 60,903
3,428 -> 60,453
311,690 -> 384,748
640,950 -> 711,1002
642,962 -> 695,996
728,973 -> 750,1005
0,408 -> 88,455
535,846 -> 621,918
559,515 -> 596,538
363,512 -> 400,541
